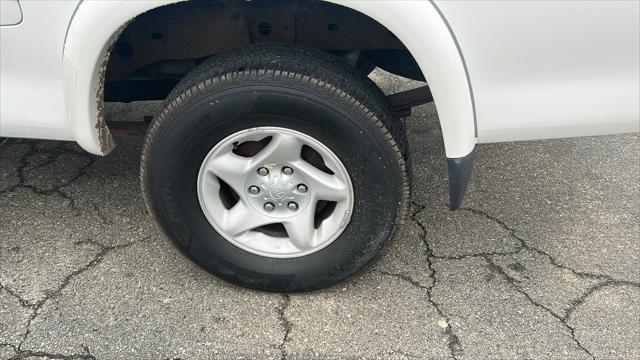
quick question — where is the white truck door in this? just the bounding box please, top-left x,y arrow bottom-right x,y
435,0 -> 640,143
0,0 -> 80,140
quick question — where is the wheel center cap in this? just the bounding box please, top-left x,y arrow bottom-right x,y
265,181 -> 291,202
245,163 -> 310,218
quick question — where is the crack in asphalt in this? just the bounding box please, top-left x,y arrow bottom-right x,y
417,203 -> 639,312
376,270 -> 429,291
90,201 -> 113,226
3,237 -> 150,358
0,140 -> 119,357
409,201 -> 463,359
0,343 -> 16,351
370,349 -> 422,359
483,256 -> 595,359
459,207 -> 640,289
563,280 -> 639,323
374,270 -> 461,359
0,282 -> 32,309
458,207 -> 640,316
426,205 -> 640,359
11,349 -> 95,360
0,139 -> 172,359
408,201 -> 639,359
1,342 -> 96,360
432,249 -> 522,261
0,140 -> 96,215
276,294 -> 292,360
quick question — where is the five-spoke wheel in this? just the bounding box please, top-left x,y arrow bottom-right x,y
197,127 -> 354,258
141,44 -> 408,291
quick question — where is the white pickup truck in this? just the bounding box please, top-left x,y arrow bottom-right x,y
1,0 -> 638,291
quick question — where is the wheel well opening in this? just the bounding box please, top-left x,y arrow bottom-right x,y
103,0 -> 425,103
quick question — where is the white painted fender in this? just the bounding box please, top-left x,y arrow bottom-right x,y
63,0 -> 476,158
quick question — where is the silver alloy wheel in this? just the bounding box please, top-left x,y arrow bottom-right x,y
197,127 -> 354,258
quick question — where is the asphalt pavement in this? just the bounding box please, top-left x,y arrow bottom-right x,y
1,71 -> 639,359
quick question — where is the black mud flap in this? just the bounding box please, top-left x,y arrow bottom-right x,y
447,149 -> 475,210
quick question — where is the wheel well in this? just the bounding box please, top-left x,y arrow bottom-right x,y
103,0 -> 424,102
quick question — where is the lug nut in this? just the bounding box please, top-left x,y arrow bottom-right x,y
248,186 -> 260,194
264,202 -> 275,211
287,202 -> 299,211
282,166 -> 293,175
257,167 -> 269,176
297,184 -> 308,193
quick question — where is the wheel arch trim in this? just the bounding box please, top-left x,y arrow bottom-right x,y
62,0 -> 186,156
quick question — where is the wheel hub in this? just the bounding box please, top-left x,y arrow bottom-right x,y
244,163 -> 311,219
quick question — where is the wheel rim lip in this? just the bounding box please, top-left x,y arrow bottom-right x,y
197,126 -> 355,259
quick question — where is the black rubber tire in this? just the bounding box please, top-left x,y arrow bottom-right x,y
141,44 -> 410,292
